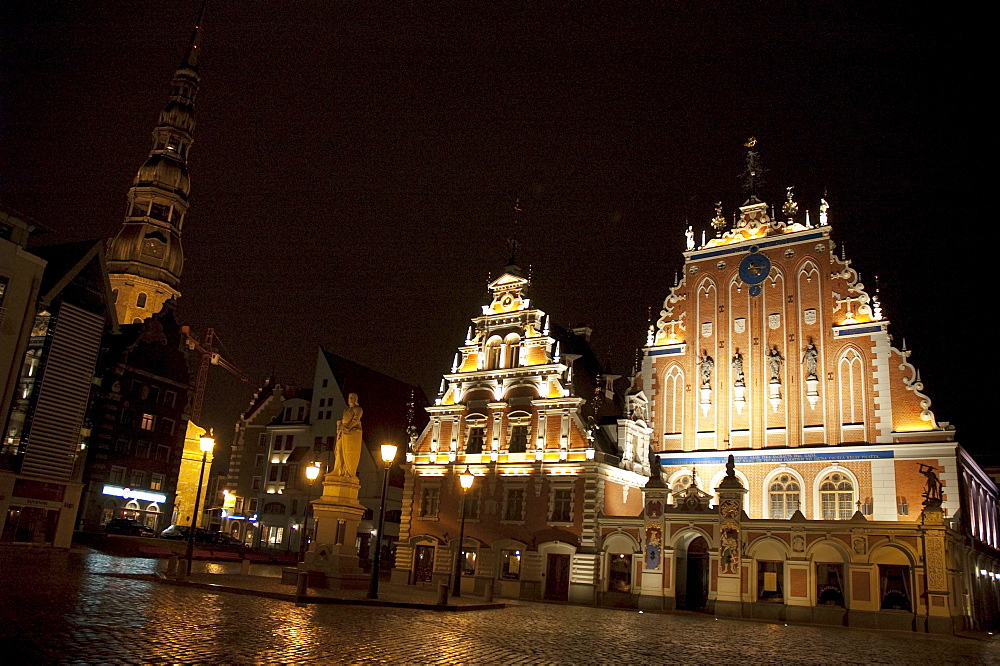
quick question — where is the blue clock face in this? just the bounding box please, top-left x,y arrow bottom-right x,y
739,250 -> 771,286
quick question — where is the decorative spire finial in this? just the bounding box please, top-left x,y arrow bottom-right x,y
507,199 -> 522,267
741,137 -> 765,202
782,186 -> 798,221
711,202 -> 726,236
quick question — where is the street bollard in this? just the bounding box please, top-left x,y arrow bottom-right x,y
296,571 -> 309,600
166,555 -> 178,577
436,583 -> 449,606
484,578 -> 495,603
240,558 -> 250,576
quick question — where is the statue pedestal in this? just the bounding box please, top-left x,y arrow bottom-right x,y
299,473 -> 368,590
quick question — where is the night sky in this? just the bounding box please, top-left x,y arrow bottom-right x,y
0,3 -> 986,457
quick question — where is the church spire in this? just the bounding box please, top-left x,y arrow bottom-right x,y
106,5 -> 206,325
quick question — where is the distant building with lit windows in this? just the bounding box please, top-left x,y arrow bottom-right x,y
224,349 -> 426,571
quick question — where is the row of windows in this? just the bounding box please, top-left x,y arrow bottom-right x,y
125,381 -> 178,408
108,466 -> 165,490
111,439 -> 172,462
669,470 -> 871,520
418,485 -> 574,523
461,425 -> 530,454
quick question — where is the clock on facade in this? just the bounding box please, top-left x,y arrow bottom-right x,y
739,247 -> 770,295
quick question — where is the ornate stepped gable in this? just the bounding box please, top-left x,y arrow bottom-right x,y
413,264 -> 601,465
643,187 -> 944,452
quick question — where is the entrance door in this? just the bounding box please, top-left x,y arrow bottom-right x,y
684,536 -> 709,610
545,553 -> 571,600
414,545 -> 435,583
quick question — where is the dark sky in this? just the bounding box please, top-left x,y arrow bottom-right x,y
0,3 -> 986,456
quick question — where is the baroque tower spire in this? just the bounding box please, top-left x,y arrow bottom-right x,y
107,4 -> 205,324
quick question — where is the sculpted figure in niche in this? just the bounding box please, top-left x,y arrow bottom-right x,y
332,392 -> 363,478
732,350 -> 745,385
767,346 -> 784,382
802,338 -> 819,379
698,350 -> 715,388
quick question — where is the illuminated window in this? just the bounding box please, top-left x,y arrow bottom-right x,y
136,292 -> 147,309
820,473 -> 854,520
769,474 -> 801,519
140,414 -> 155,431
150,474 -> 164,491
609,554 -> 632,593
551,487 -> 573,523
757,561 -> 783,602
501,549 -> 522,580
461,546 -> 477,576
420,487 -> 440,518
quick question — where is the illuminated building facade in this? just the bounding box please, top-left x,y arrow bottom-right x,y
395,185 -> 998,632
394,264 -> 653,602
634,186 -> 999,632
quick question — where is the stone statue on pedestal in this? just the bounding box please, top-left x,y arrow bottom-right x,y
332,393 -> 363,478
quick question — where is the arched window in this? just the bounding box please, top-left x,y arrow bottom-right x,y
485,338 -> 502,370
820,472 -> 854,520
769,474 -> 801,519
670,474 -> 692,502
136,292 -> 148,309
112,289 -> 119,303
504,334 -> 521,369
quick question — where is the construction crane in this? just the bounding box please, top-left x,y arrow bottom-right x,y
181,326 -> 252,424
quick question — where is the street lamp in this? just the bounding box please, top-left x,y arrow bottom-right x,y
368,443 -> 398,599
452,466 -> 475,597
299,462 -> 321,562
185,429 -> 214,576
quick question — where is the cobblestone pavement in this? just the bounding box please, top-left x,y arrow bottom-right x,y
2,548 -> 998,664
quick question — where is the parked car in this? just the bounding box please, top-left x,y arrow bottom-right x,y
160,526 -> 241,546
160,524 -> 189,540
104,518 -> 156,537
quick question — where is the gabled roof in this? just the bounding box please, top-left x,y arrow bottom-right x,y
321,348 -> 429,449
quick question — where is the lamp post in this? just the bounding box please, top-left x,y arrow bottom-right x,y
299,462 -> 321,562
185,430 -> 215,576
368,443 -> 398,599
452,466 -> 475,597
